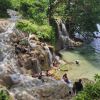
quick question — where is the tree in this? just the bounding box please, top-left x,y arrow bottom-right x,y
0,0 -> 12,17
47,0 -> 100,39
64,0 -> 100,36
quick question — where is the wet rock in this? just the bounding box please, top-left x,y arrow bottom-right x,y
0,52 -> 4,62
24,58 -> 41,73
0,65 -> 6,77
2,75 -> 14,87
15,91 -> 37,100
0,27 -> 5,33
0,73 -> 22,88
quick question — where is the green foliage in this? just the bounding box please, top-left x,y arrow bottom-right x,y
48,0 -> 100,36
19,39 -> 28,46
11,0 -> 49,24
10,0 -> 20,10
64,0 -> 100,34
26,0 -> 48,24
0,89 -> 10,100
1,0 -> 100,44
94,74 -> 100,81
72,0 -> 99,33
75,75 -> 100,100
16,20 -> 55,44
16,20 -> 38,33
0,0 -> 12,17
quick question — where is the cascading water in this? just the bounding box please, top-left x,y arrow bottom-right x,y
44,43 -> 53,67
0,21 -> 20,76
61,22 -> 69,37
56,20 -> 71,50
91,24 -> 100,53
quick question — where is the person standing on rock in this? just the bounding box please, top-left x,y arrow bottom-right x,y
73,79 -> 83,94
38,72 -> 44,82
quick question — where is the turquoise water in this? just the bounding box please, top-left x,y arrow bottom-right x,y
61,45 -> 100,81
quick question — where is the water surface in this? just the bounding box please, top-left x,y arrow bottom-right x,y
61,46 -> 100,81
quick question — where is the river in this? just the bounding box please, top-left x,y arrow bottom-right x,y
60,24 -> 100,81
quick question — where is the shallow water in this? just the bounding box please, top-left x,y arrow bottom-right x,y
60,47 -> 100,81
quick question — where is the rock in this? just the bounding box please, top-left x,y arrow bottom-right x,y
2,75 -> 14,87
15,91 -> 37,100
0,27 -> 5,33
29,34 -> 39,41
25,58 -> 40,72
0,52 -> 4,62
1,73 -> 22,88
10,77 -> 70,100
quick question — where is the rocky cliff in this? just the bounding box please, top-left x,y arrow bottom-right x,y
0,19 -> 71,100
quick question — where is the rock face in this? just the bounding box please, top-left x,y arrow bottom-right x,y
10,76 -> 69,100
11,30 -> 54,75
0,19 -> 71,100
0,20 -> 10,33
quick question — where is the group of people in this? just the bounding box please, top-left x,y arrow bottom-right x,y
62,73 -> 83,95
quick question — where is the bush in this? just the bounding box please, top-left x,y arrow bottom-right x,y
16,20 -> 38,33
16,20 -> 55,44
0,89 -> 10,100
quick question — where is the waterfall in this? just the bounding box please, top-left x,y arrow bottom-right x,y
61,22 -> 69,37
44,44 -> 53,67
97,24 -> 100,32
56,20 -> 70,50
0,22 -> 20,77
0,10 -> 22,77
91,24 -> 100,53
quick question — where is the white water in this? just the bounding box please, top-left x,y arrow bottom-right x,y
0,22 -> 20,76
61,23 -> 69,36
91,24 -> 100,53
56,20 -> 70,49
0,10 -> 22,79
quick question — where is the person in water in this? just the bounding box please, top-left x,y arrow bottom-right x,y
75,60 -> 80,65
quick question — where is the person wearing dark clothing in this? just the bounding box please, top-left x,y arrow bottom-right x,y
73,79 -> 83,94
75,60 -> 79,65
73,82 -> 77,94
63,73 -> 70,84
15,45 -> 21,54
38,72 -> 44,82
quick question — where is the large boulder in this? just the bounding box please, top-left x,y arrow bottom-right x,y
10,77 -> 70,100
15,91 -> 37,100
